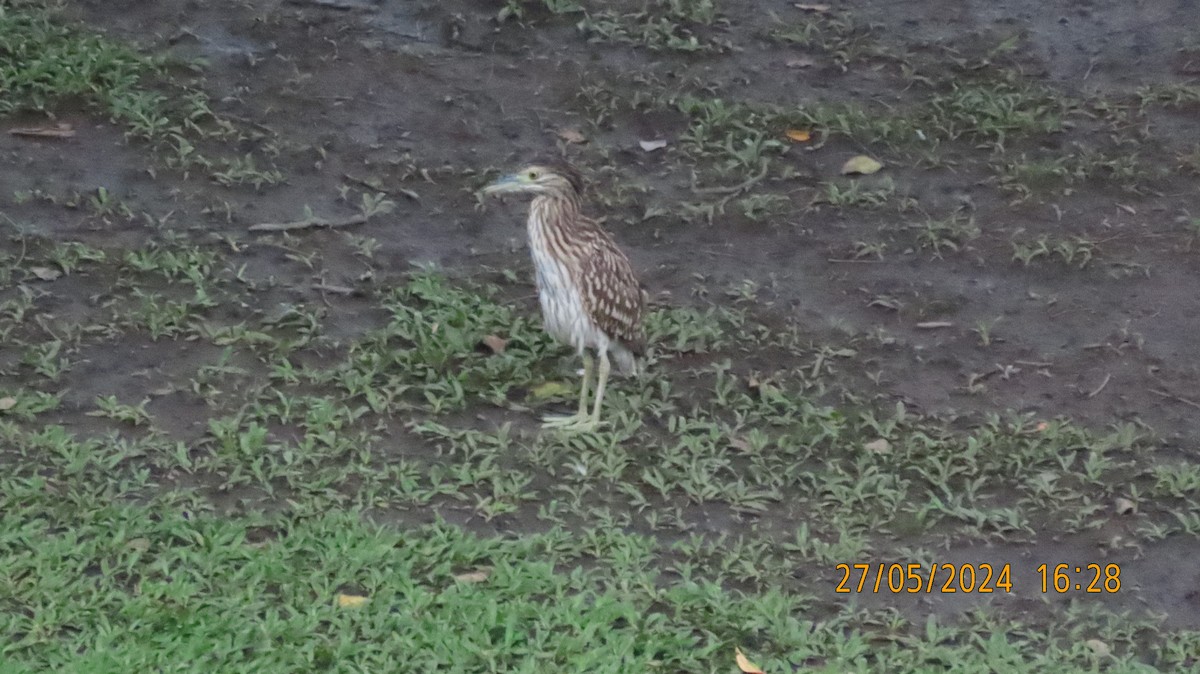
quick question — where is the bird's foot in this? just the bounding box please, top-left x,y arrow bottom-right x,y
541,412 -> 600,433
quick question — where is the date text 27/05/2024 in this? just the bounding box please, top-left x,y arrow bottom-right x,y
834,563 -> 1123,594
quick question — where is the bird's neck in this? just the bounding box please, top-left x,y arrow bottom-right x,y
529,193 -> 582,235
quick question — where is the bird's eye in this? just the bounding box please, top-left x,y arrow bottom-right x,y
527,171 -> 539,180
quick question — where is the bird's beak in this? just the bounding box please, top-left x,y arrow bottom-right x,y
480,174 -> 521,197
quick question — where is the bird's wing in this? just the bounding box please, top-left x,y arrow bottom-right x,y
576,226 -> 646,355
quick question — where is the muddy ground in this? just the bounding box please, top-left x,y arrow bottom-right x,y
5,0 -> 1200,660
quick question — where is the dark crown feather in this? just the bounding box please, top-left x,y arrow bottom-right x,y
531,156 -> 585,195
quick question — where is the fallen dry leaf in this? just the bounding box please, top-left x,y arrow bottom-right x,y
794,3 -> 831,12
336,593 -> 369,608
29,266 -> 62,281
746,375 -> 779,398
785,56 -> 815,68
1084,639 -> 1111,658
557,128 -> 587,144
453,568 -> 492,584
529,380 -> 572,400
728,436 -> 753,453
864,438 -> 891,454
639,138 -> 669,152
785,129 -> 812,142
0,397 -> 16,411
736,647 -> 765,674
125,537 -> 150,552
841,155 -> 883,175
9,123 -> 75,139
1114,497 -> 1136,515
480,334 -> 507,354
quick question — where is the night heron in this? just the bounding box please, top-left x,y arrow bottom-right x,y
481,158 -> 646,432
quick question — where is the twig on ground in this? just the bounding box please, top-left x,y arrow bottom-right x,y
249,213 -> 368,233
691,164 -> 769,196
343,173 -> 420,201
1087,373 -> 1111,399
1149,388 -> 1200,411
312,283 -> 357,295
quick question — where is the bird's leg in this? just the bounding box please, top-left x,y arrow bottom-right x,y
542,352 -> 593,429
576,351 -> 592,417
586,349 -> 611,428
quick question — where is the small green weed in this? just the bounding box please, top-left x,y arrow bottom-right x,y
578,0 -> 729,53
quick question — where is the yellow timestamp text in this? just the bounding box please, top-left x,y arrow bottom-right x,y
834,562 -> 1013,594
1036,563 -> 1121,593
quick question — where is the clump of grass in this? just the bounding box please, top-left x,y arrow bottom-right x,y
0,4 -> 281,187
814,177 -> 909,210
910,212 -> 980,255
577,0 -> 730,53
497,0 -> 583,22
1137,82 -> 1200,109
997,149 -> 1153,200
798,77 -> 1068,150
0,4 -> 161,120
672,96 -> 787,177
1011,232 -> 1096,268
767,10 -> 889,66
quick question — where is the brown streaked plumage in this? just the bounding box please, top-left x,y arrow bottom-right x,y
481,158 -> 646,432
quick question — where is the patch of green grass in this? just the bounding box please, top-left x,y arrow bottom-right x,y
814,177 -> 908,210
997,149 -> 1153,201
767,10 -> 890,67
3,487 -> 1196,673
909,212 -> 980,255
0,3 -> 281,187
797,77 -> 1068,150
3,230 -> 1200,670
1137,82 -> 1200,109
497,0 -> 584,22
1010,232 -> 1097,268
0,3 -> 158,120
673,96 -> 786,173
578,0 -> 730,53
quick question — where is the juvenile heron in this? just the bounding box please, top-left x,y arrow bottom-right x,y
481,158 -> 645,432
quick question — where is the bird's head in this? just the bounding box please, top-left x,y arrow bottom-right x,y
481,158 -> 584,199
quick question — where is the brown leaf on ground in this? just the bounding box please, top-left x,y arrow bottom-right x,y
736,647 -> 766,674
557,128 -> 587,144
29,266 -> 62,281
453,568 -> 492,584
480,334 -> 507,354
841,155 -> 884,175
729,436 -> 752,453
864,438 -> 891,454
336,593 -> 369,608
529,381 -> 571,400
